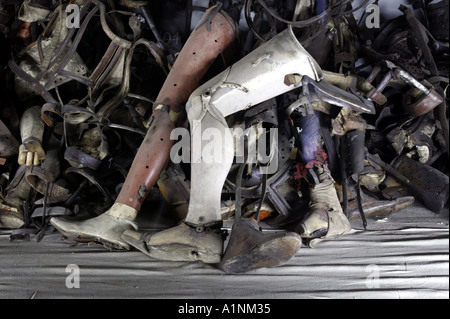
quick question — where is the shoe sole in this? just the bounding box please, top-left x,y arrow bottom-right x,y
122,230 -> 222,263
220,234 -> 302,274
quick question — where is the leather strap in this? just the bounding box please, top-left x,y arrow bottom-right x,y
64,146 -> 102,170
64,166 -> 114,207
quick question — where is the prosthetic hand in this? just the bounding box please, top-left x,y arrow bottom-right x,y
18,105 -> 45,166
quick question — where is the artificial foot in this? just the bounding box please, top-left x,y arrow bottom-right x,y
51,203 -> 138,251
122,221 -> 224,263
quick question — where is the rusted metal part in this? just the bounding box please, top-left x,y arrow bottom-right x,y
387,65 -> 444,117
365,59 -> 443,117
114,7 -> 238,211
366,71 -> 392,105
365,65 -> 381,84
40,102 -> 61,127
403,84 -> 444,117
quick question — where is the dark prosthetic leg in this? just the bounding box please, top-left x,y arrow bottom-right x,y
294,112 -> 351,247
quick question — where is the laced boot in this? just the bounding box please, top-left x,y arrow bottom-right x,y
296,164 -> 351,247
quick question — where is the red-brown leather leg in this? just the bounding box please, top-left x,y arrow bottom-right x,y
115,5 -> 238,212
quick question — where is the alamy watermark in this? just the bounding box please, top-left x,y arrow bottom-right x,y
65,3 -> 381,30
365,4 -> 380,29
170,123 -> 279,175
65,264 -> 80,289
65,4 -> 80,29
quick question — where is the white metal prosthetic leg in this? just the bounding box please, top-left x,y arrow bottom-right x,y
185,26 -> 322,226
185,94 -> 234,226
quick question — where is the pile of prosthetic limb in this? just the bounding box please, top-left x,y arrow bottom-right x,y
0,0 -> 448,273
